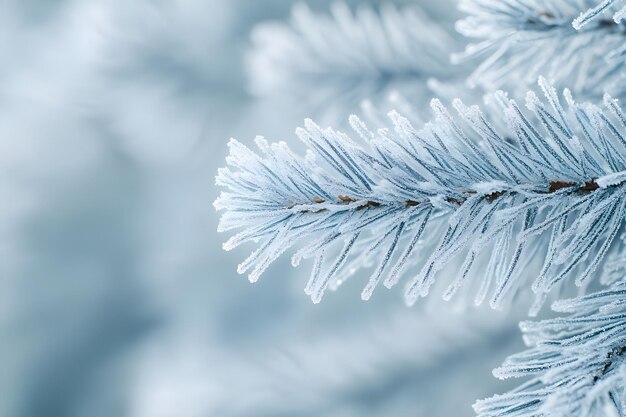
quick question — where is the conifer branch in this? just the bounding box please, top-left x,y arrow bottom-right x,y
215,79 -> 626,309
475,281 -> 626,417
247,3 -> 458,100
454,0 -> 626,97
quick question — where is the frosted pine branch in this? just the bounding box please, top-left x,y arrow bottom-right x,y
455,0 -> 626,97
247,3 -> 458,99
475,281 -> 626,417
214,79 -> 626,309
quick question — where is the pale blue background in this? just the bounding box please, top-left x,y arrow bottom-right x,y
0,1 -> 522,416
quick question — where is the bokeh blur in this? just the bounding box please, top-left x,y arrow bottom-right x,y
0,1 -> 525,416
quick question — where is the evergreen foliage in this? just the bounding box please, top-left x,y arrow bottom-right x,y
454,0 -> 626,97
215,79 -> 626,311
215,1 -> 626,415
248,3 -> 457,100
475,282 -> 626,417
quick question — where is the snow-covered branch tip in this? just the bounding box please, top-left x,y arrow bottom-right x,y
475,280 -> 626,417
214,78 -> 626,311
454,0 -> 626,97
247,2 -> 458,98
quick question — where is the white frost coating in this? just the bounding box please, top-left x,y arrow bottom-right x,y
471,181 -> 509,195
597,170 -> 626,188
573,0 -> 626,29
215,82 -> 626,308
614,5 -> 626,22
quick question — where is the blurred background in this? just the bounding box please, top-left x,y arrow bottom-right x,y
0,1 -> 525,416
